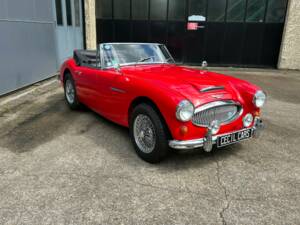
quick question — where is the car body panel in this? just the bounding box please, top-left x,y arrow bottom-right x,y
60,59 -> 262,142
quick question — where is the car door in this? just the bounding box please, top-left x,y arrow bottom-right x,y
93,68 -> 130,125
73,64 -> 101,110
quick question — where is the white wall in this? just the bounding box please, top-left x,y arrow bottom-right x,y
278,0 -> 300,70
84,0 -> 97,50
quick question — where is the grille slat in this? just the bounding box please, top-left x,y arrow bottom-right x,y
192,104 -> 239,127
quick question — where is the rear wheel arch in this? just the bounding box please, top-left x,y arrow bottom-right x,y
128,96 -> 173,140
63,68 -> 72,84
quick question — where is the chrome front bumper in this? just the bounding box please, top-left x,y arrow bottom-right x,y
169,117 -> 264,151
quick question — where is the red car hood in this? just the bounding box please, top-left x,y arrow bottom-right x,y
122,64 -> 253,107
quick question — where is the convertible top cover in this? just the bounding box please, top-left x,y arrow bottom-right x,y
73,50 -> 97,66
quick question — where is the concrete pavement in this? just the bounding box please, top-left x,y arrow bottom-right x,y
0,69 -> 299,225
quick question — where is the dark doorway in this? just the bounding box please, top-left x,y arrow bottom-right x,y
95,0 -> 288,68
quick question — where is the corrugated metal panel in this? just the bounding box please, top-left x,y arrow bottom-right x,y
0,0 -> 57,95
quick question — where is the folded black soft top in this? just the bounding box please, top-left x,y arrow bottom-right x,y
73,50 -> 97,66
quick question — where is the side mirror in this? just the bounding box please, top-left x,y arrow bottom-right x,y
113,63 -> 120,71
112,60 -> 122,74
202,61 -> 208,69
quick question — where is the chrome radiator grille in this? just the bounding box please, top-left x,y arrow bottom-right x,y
192,103 -> 240,127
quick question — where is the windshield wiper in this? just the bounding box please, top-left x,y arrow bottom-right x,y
138,57 -> 153,63
134,56 -> 155,67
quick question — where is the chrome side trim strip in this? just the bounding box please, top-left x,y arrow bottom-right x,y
111,87 -> 126,93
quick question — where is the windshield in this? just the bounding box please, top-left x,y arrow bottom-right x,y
100,43 -> 175,68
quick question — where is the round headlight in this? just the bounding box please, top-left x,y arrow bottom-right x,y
176,100 -> 194,122
243,113 -> 253,127
253,90 -> 266,108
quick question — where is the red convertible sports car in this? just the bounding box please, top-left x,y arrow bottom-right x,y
60,43 -> 265,163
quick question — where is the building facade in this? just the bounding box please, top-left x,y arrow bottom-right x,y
0,0 -> 299,95
0,0 -> 84,95
85,0 -> 300,70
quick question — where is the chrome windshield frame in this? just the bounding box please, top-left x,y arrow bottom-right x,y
99,43 -> 175,69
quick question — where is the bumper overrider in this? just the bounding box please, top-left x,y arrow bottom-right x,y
169,117 -> 264,151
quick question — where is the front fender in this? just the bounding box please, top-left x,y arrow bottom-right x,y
125,77 -> 192,140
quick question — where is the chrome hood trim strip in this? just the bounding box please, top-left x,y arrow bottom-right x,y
200,86 -> 225,93
194,100 -> 240,114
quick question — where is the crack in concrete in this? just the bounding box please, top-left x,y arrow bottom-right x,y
232,194 -> 300,201
216,160 -> 230,225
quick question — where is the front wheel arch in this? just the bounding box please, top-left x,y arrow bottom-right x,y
128,97 -> 173,140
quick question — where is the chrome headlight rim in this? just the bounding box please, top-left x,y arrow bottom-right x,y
253,90 -> 266,108
176,100 -> 195,122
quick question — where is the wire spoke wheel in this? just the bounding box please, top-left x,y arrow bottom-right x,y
65,79 -> 75,104
133,114 -> 156,154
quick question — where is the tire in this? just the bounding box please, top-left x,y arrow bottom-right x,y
129,103 -> 170,163
64,73 -> 81,110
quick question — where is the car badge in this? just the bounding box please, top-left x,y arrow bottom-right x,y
212,94 -> 224,99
